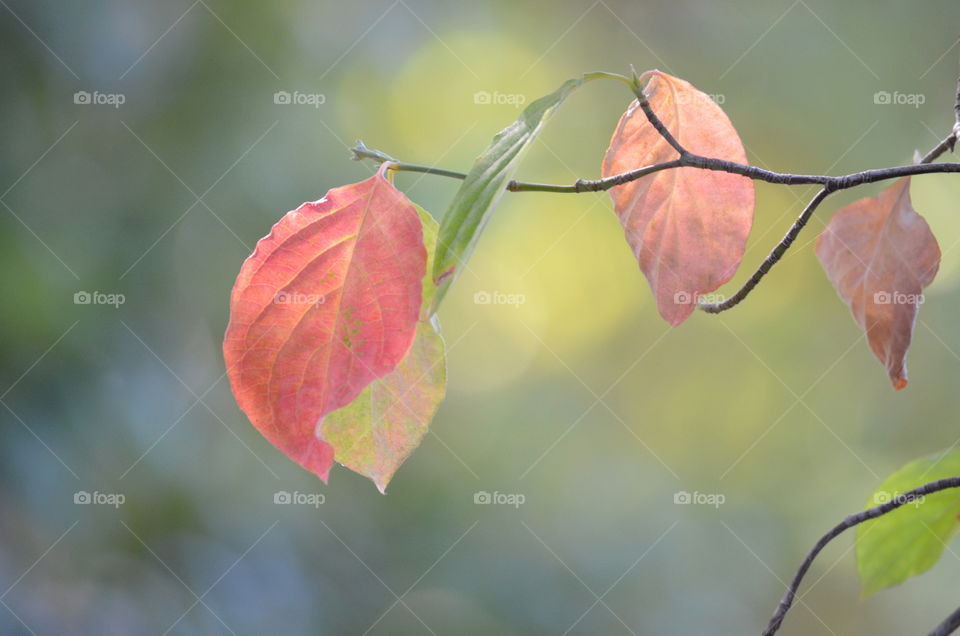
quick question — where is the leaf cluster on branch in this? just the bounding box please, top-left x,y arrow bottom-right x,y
224,67 -> 960,490
218,64 -> 960,635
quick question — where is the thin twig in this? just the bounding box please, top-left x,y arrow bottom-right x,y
352,142 -> 469,181
697,155 -> 958,315
928,604 -> 960,636
763,477 -> 960,636
919,135 -> 957,165
919,77 -> 960,165
355,137 -> 960,316
955,73 -> 960,131
918,75 -> 959,164
700,189 -> 830,314
633,84 -> 686,155
355,140 -> 960,193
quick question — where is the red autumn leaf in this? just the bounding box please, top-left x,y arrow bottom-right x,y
816,178 -> 940,390
223,166 -> 426,481
601,70 -> 754,326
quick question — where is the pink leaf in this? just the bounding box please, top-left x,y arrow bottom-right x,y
223,167 -> 425,480
602,70 -> 755,326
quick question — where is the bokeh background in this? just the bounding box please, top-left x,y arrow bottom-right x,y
2,1 -> 960,634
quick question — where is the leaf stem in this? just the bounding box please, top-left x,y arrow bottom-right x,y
699,188 -> 830,314
352,141 -> 469,181
763,476 -> 960,636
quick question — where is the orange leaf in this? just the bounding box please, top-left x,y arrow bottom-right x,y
223,167 -> 426,480
602,70 -> 754,326
816,178 -> 940,390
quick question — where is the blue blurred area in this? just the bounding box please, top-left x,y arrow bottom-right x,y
2,0 -> 960,633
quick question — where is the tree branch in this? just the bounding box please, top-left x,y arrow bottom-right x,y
354,140 -> 960,194
763,476 -> 960,636
928,604 -> 960,636
355,69 -> 960,636
697,156 -> 959,314
619,72 -> 960,315
353,72 -> 960,315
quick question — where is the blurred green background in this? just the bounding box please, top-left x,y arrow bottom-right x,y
2,1 -> 960,634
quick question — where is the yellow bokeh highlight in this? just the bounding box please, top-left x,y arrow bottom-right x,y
441,190 -> 645,394
385,31 -> 562,158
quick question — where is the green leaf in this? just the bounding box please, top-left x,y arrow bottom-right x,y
320,206 -> 446,492
430,76 -> 586,310
856,450 -> 960,596
415,205 -> 440,317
